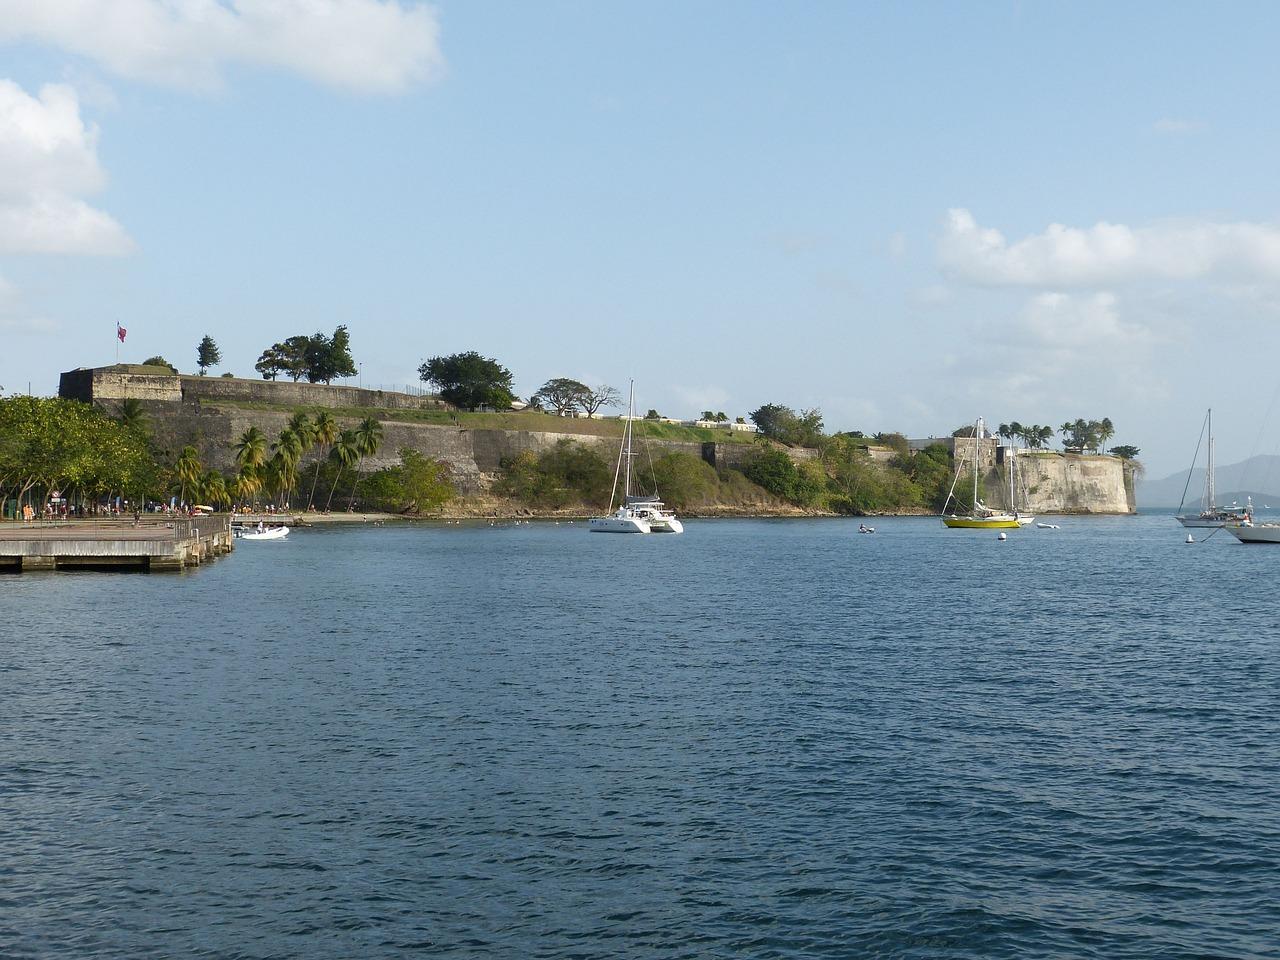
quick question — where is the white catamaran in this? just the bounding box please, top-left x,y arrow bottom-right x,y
1176,408 -> 1251,528
589,382 -> 684,535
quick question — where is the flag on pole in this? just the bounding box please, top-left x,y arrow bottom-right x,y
117,323 -> 127,342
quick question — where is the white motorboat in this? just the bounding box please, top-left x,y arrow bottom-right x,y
1176,409 -> 1250,527
1226,520 -> 1280,544
236,523 -> 290,541
1035,522 -> 1060,530
589,382 -> 683,534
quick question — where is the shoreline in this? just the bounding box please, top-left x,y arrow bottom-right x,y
234,504 -> 1139,525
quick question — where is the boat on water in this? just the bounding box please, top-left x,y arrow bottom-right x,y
1007,445 -> 1035,527
1227,520 -> 1280,544
236,523 -> 290,541
589,382 -> 683,535
1176,409 -> 1251,527
941,417 -> 1021,529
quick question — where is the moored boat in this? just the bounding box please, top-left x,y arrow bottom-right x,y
1176,409 -> 1251,527
941,417 -> 1021,529
589,382 -> 682,534
1226,520 -> 1280,544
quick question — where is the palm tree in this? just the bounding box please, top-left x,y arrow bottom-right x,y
175,446 -> 202,506
1096,417 -> 1115,455
198,470 -> 228,509
326,430 -> 360,511
231,471 -> 260,509
306,411 -> 338,510
117,398 -> 148,434
270,428 -> 304,507
349,416 -> 384,508
235,426 -> 268,476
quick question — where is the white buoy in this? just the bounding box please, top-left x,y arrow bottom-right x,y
1186,533 -> 1195,543
997,531 -> 1007,541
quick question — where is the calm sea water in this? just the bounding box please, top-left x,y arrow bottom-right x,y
3,516 -> 1278,958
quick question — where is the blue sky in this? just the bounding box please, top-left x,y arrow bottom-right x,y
4,1 -> 1280,480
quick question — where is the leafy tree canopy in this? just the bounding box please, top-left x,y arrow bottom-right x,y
1109,445 -> 1140,460
533,378 -> 591,415
418,351 -> 515,411
255,326 -> 357,383
749,404 -> 824,447
196,335 -> 221,375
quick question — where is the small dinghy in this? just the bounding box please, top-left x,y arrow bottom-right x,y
237,524 -> 290,541
1035,522 -> 1060,530
858,523 -> 875,534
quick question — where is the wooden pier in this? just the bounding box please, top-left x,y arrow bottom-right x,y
0,516 -> 234,572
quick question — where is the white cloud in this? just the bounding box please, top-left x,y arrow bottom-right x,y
1151,118 -> 1204,135
0,79 -> 131,255
1020,291 -> 1150,349
939,208 -> 1280,286
0,0 -> 444,94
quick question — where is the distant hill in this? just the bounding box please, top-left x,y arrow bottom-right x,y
1138,454 -> 1280,508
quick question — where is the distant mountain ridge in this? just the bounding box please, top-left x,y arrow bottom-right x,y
1138,454 -> 1280,508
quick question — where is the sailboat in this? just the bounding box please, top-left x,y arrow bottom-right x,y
589,382 -> 684,534
1176,408 -> 1251,528
941,417 -> 1021,529
1008,445 -> 1035,526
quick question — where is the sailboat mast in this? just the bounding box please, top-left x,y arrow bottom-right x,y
973,418 -> 981,509
624,380 -> 635,500
1207,408 -> 1215,511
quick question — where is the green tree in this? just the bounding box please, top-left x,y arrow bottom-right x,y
749,404 -> 824,447
234,426 -> 268,478
326,430 -> 360,511
533,378 -> 591,415
326,325 -> 358,381
645,409 -> 662,420
359,449 -> 456,514
305,411 -> 338,509
743,448 -> 806,503
418,352 -> 515,410
197,469 -> 228,508
142,355 -> 178,374
116,398 -> 148,435
349,416 -> 384,506
0,396 -> 159,513
196,335 -> 221,376
1110,444 -> 1140,459
175,446 -> 202,505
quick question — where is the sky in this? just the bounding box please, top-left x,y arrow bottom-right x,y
3,1 -> 1280,480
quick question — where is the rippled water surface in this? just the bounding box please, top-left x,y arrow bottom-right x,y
3,516 -> 1279,958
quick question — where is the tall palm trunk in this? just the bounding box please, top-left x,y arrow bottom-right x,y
349,454 -> 365,508
325,466 -> 343,512
306,447 -> 327,510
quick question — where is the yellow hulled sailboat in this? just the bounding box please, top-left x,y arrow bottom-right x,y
941,417 -> 1022,530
